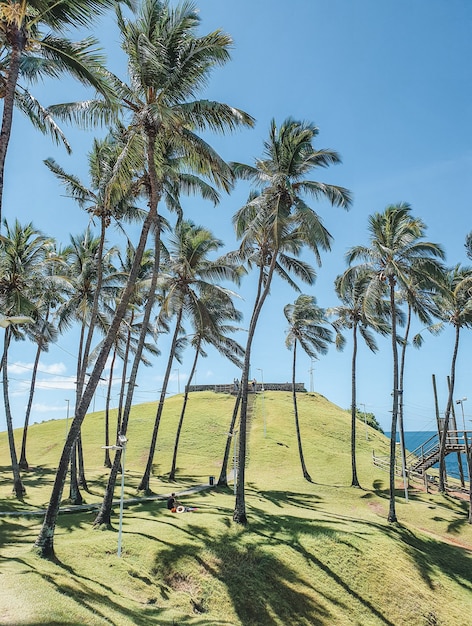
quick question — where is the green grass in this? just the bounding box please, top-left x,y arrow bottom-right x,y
1,391 -> 471,625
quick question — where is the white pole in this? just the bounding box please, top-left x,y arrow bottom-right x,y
257,368 -> 266,437
117,435 -> 127,557
64,399 -> 70,441
361,403 -> 368,441
233,431 -> 238,495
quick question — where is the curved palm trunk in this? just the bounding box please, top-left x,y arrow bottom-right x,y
2,328 -> 25,497
77,434 -> 88,491
68,442 -> 82,504
138,306 -> 184,493
292,340 -> 311,481
169,338 -> 201,480
35,201 -> 158,558
218,389 -> 241,487
234,255 -> 277,524
19,338 -> 42,469
103,349 -> 117,468
116,320 -> 133,436
398,304 -> 411,494
0,26 -> 25,223
438,324 -> 460,492
94,225 -> 161,527
350,324 -> 360,487
388,280 -> 399,523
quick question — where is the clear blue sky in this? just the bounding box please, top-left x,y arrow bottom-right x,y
3,0 -> 472,434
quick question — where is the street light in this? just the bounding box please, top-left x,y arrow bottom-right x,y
64,399 -> 70,441
173,368 -> 180,394
226,430 -> 239,495
257,368 -> 266,437
102,434 -> 128,557
456,397 -> 467,431
361,403 -> 368,441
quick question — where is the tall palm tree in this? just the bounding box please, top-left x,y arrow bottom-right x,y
0,219 -> 49,496
0,0 -> 126,221
169,292 -> 244,481
230,117 -> 351,524
345,203 -> 445,521
432,265 -> 472,492
284,294 -> 333,482
138,219 -> 241,493
35,0 -> 253,559
329,268 -> 390,487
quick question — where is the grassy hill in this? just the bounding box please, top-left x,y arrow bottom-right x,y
0,391 -> 471,625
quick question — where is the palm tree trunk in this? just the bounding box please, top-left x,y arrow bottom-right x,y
351,325 -> 360,487
398,304 -> 411,492
94,223 -> 161,527
35,202 -> 158,558
19,339 -> 42,470
439,325 -> 460,492
388,280 -> 399,523
234,255 -> 278,524
0,25 -> 25,223
2,328 -> 25,497
169,338 -> 201,480
68,442 -> 82,504
116,320 -> 133,436
138,306 -> 184,493
292,340 -> 311,481
218,389 -> 241,487
103,349 -> 117,468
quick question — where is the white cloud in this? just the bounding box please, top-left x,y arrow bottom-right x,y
9,361 -> 68,376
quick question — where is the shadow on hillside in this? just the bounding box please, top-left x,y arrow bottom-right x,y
389,523 -> 472,592
152,515 -> 398,626
256,488 -> 323,511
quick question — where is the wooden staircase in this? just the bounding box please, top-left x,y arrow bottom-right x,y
407,431 -> 471,476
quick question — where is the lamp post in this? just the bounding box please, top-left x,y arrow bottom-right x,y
257,368 -> 266,437
174,368 -> 180,394
64,399 -> 70,441
309,359 -> 314,393
102,434 -> 127,557
361,403 -> 368,441
456,397 -> 467,431
225,430 -> 239,494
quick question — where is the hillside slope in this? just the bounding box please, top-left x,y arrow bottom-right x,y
0,391 -> 471,625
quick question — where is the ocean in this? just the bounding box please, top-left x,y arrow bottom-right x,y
388,431 -> 469,481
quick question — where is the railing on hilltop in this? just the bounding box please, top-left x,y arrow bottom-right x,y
188,382 -> 306,394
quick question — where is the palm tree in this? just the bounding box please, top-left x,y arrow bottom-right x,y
0,219 -> 49,496
284,295 -> 333,481
169,293 -> 244,481
345,203 -> 445,521
35,0 -> 253,559
230,117 -> 351,523
138,219 -> 241,493
329,268 -> 390,487
432,265 -> 472,492
0,0 -> 125,221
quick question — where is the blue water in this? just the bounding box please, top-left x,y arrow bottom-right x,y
388,431 -> 468,481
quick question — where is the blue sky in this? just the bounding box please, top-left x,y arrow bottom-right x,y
3,0 -> 472,434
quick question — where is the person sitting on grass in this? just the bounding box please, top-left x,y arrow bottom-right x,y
167,493 -> 178,512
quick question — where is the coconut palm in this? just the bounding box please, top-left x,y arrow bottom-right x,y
284,295 -> 333,482
0,219 -> 50,496
0,0 -> 127,221
36,0 -> 253,558
329,268 -> 390,487
169,292 -> 244,481
345,203 -> 445,521
431,265 -> 472,492
230,117 -> 351,524
138,219 -> 241,493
